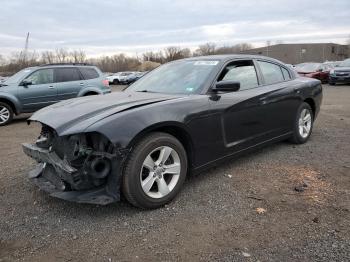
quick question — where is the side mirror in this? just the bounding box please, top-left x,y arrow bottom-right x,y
213,80 -> 240,93
317,68 -> 323,72
21,80 -> 32,87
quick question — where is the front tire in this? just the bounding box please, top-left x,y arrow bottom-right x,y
113,79 -> 119,85
289,102 -> 313,144
122,132 -> 188,209
0,102 -> 14,126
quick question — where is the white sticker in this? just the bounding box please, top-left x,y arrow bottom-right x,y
194,61 -> 219,66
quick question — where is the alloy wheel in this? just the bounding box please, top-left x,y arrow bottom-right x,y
140,146 -> 181,199
0,106 -> 10,124
298,108 -> 312,138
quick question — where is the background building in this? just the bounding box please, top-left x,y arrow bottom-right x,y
240,43 -> 349,64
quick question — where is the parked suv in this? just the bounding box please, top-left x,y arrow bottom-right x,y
0,63 -> 111,126
329,59 -> 350,85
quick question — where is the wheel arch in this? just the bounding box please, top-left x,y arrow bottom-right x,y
128,122 -> 195,169
78,87 -> 102,97
304,97 -> 316,117
0,96 -> 18,115
83,91 -> 99,96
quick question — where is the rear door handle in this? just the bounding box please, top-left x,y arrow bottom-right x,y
79,83 -> 84,86
48,85 -> 55,89
294,88 -> 301,94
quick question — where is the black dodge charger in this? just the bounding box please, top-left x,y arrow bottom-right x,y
23,55 -> 322,209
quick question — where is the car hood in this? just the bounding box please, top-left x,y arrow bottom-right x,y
30,91 -> 183,135
334,67 -> 350,71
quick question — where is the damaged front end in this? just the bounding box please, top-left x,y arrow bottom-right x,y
22,124 -> 128,205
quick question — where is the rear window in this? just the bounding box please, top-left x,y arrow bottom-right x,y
79,67 -> 99,80
257,61 -> 284,84
55,68 -> 82,83
281,67 -> 291,80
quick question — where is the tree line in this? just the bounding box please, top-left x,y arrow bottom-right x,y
0,42 -> 253,76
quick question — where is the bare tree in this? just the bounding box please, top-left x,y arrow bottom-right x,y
215,43 -> 253,54
0,42 -> 258,75
70,50 -> 86,63
347,35 -> 350,57
143,51 -> 165,63
194,43 -> 216,56
55,48 -> 68,63
0,55 -> 6,66
163,47 -> 191,62
41,51 -> 56,64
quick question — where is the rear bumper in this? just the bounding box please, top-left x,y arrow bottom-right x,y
22,143 -> 122,205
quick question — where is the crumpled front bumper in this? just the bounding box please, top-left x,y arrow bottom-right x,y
22,143 -> 122,205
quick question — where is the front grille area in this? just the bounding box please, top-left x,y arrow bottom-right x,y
334,71 -> 350,77
32,124 -> 117,190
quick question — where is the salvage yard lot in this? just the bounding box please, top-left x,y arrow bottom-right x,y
1,84 -> 349,261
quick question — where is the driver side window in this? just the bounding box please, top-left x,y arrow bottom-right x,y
218,60 -> 259,91
25,69 -> 54,85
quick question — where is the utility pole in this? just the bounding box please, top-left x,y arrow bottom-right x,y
266,40 -> 271,57
21,32 -> 30,64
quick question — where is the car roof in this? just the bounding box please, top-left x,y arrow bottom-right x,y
38,63 -> 96,68
182,54 -> 285,64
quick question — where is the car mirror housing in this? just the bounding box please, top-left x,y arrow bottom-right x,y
21,80 -> 32,86
213,80 -> 240,93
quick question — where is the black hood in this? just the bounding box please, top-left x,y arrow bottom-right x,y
30,91 -> 183,135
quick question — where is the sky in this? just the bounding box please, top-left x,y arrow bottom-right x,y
0,0 -> 349,57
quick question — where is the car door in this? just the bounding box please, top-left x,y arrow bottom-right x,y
208,59 -> 296,156
54,67 -> 84,100
17,68 -> 57,112
255,60 -> 300,132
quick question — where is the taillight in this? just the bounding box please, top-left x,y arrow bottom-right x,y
102,79 -> 109,87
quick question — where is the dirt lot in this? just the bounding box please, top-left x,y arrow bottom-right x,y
0,84 -> 349,261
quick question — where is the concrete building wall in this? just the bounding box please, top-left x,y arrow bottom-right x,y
240,43 -> 349,64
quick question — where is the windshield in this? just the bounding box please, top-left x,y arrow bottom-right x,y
295,63 -> 321,72
4,68 -> 34,84
339,59 -> 350,67
127,60 -> 219,94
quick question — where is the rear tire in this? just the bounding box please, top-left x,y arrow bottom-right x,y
289,102 -> 313,144
122,132 -> 188,209
113,79 -> 119,85
0,102 -> 14,126
329,82 -> 335,86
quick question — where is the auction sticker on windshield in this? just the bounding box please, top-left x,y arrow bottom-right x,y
194,61 -> 219,66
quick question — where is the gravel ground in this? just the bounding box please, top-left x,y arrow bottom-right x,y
0,84 -> 349,262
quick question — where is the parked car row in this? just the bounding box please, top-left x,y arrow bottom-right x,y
0,76 -> 8,83
0,63 -> 111,126
293,59 -> 350,85
106,71 -> 147,85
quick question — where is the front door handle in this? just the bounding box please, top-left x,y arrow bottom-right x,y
79,83 -> 84,86
48,85 -> 55,89
259,96 -> 268,105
